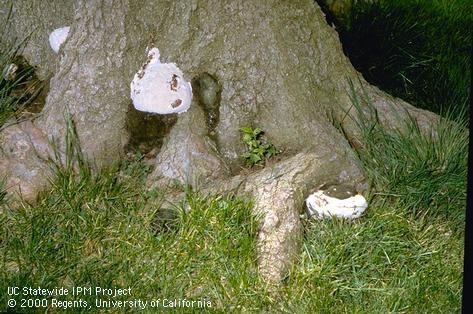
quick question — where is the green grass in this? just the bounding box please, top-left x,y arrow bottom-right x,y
0,50 -> 30,128
347,83 -> 468,230
0,4 -> 38,128
289,208 -> 463,312
0,98 -> 466,312
0,146 -> 267,312
336,0 -> 472,120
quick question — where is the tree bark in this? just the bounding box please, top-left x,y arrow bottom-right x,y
0,0 -> 438,283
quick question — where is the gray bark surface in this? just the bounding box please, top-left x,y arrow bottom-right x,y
0,0 -> 438,282
0,0 -> 74,79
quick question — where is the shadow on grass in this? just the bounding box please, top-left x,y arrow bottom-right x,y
328,0 -> 471,121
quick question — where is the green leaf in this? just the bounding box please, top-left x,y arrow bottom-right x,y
249,154 -> 261,163
242,134 -> 253,143
255,147 -> 265,155
239,127 -> 253,135
239,126 -> 280,167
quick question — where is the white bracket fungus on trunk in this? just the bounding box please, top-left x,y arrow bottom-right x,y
130,48 -> 192,114
305,189 -> 368,219
2,63 -> 18,81
48,27 -> 70,53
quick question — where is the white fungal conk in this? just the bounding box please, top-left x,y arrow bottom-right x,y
305,190 -> 368,220
2,63 -> 18,81
130,48 -> 192,114
49,26 -> 70,53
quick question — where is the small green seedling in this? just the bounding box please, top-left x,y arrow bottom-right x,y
239,126 -> 281,167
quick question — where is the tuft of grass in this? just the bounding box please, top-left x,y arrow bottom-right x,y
0,179 -> 6,206
336,0 -> 472,120
0,166 -> 266,312
0,55 -> 33,127
286,207 -> 464,312
0,4 -> 42,129
346,81 -> 468,229
0,119 -> 268,312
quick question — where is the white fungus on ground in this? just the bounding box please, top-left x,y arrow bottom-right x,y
305,189 -> 368,220
130,48 -> 192,114
48,26 -> 70,53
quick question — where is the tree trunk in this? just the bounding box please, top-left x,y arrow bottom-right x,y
0,0 -> 438,283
